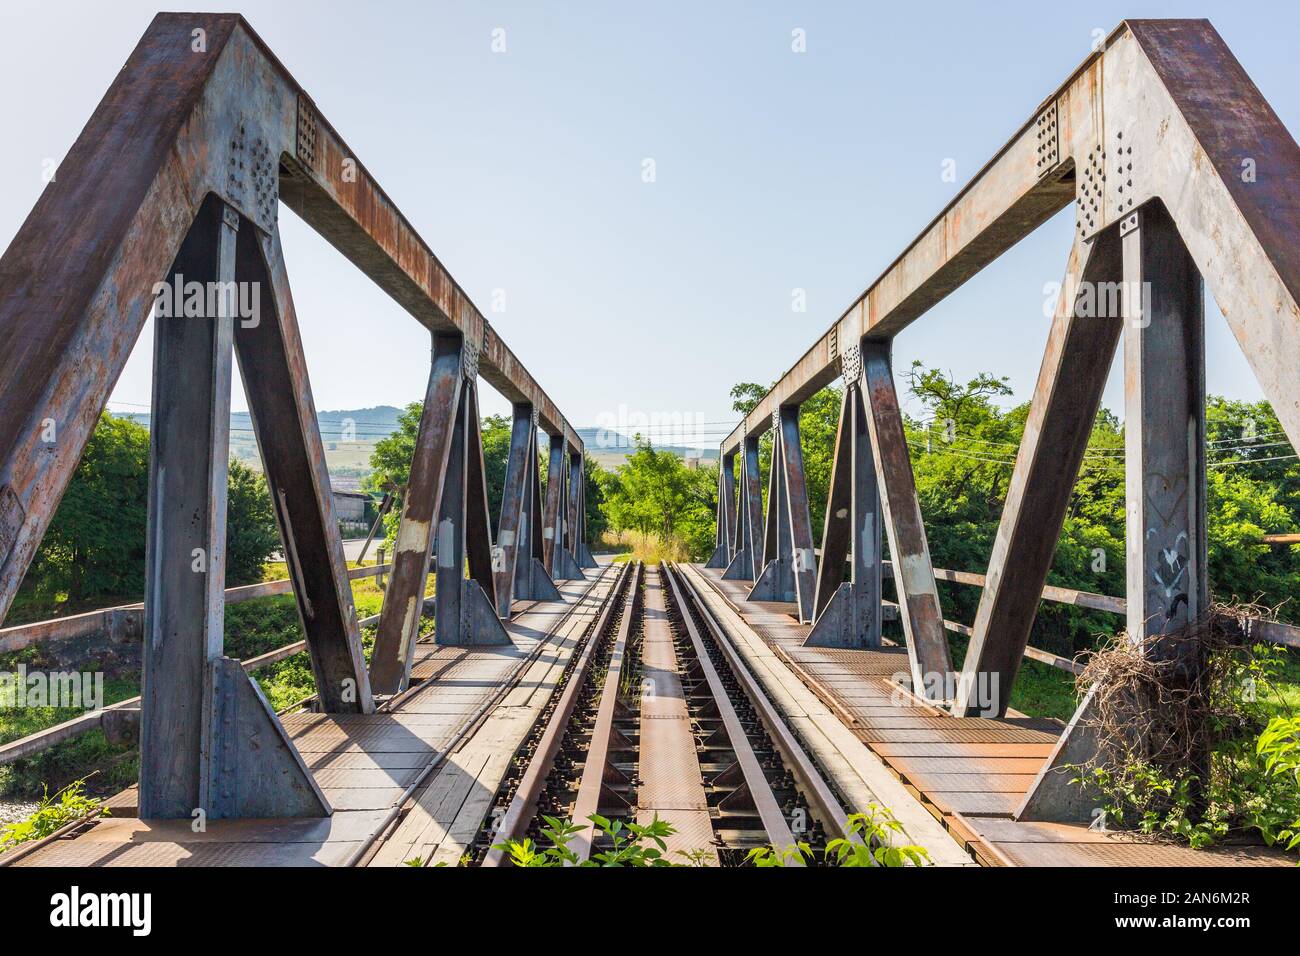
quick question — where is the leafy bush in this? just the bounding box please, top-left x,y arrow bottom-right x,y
0,778 -> 106,851
747,805 -> 931,867
20,413 -> 281,609
1071,619 -> 1300,853
491,813 -> 682,867
1257,716 -> 1300,858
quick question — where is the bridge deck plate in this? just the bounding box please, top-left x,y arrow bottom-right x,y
690,565 -> 1294,868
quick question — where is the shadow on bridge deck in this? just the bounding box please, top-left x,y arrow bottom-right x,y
5,571 -> 613,867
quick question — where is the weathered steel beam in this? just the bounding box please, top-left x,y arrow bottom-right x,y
720,20 -> 1300,457
952,231 -> 1123,717
751,407 -> 816,621
368,334 -> 463,694
0,13 -> 580,627
434,378 -> 509,646
235,224 -> 372,714
1121,202 -> 1207,651
706,453 -> 736,568
723,436 -> 762,581
573,454 -> 597,568
493,404 -> 534,617
860,341 -> 951,700
139,198 -> 238,819
463,381 -> 498,605
542,436 -> 566,572
806,370 -> 882,648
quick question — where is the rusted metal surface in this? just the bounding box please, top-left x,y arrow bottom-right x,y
778,407 -> 817,622
674,565 -> 852,843
807,382 -> 882,648
859,342 -> 951,700
953,232 -> 1122,717
236,223 -> 372,713
138,198 -> 239,820
369,335 -> 463,694
722,436 -> 763,581
492,405 -> 535,617
570,562 -> 643,862
661,564 -> 800,857
480,564 -> 628,864
636,567 -> 720,863
720,21 -> 1300,455
1121,203 -> 1207,652
541,436 -> 566,572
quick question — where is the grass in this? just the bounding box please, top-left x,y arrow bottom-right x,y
601,530 -> 691,564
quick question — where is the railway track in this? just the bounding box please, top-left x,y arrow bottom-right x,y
471,560 -> 858,867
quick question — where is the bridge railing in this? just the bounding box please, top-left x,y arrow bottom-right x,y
710,19 -> 1300,820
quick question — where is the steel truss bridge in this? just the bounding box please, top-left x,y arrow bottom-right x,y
0,16 -> 1297,867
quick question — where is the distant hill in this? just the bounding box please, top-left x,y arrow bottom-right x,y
111,408 -> 718,474
117,405 -> 404,473
577,427 -> 720,471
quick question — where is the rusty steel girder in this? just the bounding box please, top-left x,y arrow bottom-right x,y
0,13 -> 582,626
721,19 -> 1300,454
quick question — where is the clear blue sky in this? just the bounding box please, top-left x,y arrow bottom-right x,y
1,1 -> 1294,447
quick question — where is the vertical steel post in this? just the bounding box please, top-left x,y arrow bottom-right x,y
806,376 -> 882,647
706,453 -> 736,568
723,435 -> 762,580
139,200 -> 238,819
494,404 -> 534,617
1121,204 -> 1208,654
542,435 -> 566,573
752,406 -> 815,621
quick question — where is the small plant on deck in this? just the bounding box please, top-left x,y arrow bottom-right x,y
0,777 -> 107,852
492,813 -> 682,867
1067,606 -> 1300,854
747,805 -> 931,867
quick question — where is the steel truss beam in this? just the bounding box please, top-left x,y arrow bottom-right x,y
859,343 -> 952,699
722,436 -> 762,581
494,405 -> 562,617
140,199 -> 328,820
805,370 -> 883,649
0,13 -> 581,628
1019,204 -> 1209,821
749,407 -> 817,623
705,453 -> 736,569
952,232 -> 1123,717
717,18 -> 1300,722
545,436 -> 586,581
0,14 -> 583,818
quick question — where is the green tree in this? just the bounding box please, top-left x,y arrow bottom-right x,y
225,460 -> 280,586
22,413 -> 280,607
367,403 -> 515,548
29,414 -> 149,602
601,439 -> 717,559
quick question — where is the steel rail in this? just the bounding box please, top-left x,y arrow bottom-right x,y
659,562 -> 802,861
480,560 -> 634,866
671,563 -> 852,842
346,565 -> 618,868
568,561 -> 643,863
